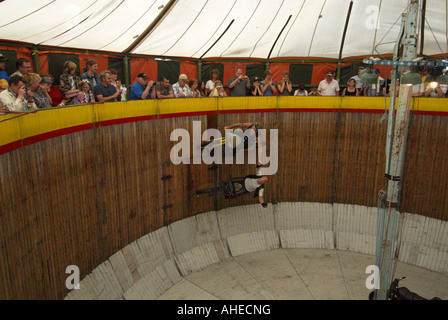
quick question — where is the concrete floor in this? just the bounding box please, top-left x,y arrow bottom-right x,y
158,248 -> 448,300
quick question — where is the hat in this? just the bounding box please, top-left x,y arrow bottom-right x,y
327,71 -> 334,76
138,73 -> 148,80
179,74 -> 188,81
0,53 -> 8,62
253,77 -> 260,82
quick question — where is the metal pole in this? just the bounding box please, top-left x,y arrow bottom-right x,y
376,0 -> 419,300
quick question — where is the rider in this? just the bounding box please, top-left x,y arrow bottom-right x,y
224,122 -> 264,156
227,162 -> 269,208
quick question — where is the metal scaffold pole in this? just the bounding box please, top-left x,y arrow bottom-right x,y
375,0 -> 419,300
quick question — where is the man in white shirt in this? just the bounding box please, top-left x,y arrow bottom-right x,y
172,74 -> 193,98
0,74 -> 37,113
318,71 -> 340,96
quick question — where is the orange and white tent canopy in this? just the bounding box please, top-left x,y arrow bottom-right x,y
0,0 -> 446,59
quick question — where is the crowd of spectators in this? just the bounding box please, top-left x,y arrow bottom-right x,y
0,53 -> 446,116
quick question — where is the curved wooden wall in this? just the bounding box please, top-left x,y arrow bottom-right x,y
0,97 -> 447,299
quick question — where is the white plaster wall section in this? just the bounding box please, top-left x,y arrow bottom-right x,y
174,241 -> 230,276
66,260 -> 123,300
227,230 -> 279,256
333,204 -> 377,255
217,204 -> 276,239
168,211 -> 221,254
168,211 -> 230,276
64,202 -> 448,299
275,202 -> 333,249
217,204 -> 277,257
398,213 -> 448,275
123,260 -> 182,300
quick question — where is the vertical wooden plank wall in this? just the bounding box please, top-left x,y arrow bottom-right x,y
1,109 -> 447,299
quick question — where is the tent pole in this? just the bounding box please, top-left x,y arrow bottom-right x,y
122,0 -> 178,55
123,54 -> 130,99
337,1 -> 354,82
32,45 -> 40,74
266,15 -> 292,66
420,0 -> 426,56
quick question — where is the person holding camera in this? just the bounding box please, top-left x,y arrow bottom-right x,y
0,74 -> 37,113
228,68 -> 251,97
129,73 -> 155,100
209,80 -> 227,97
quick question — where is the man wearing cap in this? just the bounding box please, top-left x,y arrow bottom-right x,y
318,71 -> 340,96
364,69 -> 385,97
172,74 -> 193,98
130,73 -> 155,101
0,53 -> 9,92
228,69 -> 251,97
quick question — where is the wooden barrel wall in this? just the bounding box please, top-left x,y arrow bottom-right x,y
0,97 -> 447,299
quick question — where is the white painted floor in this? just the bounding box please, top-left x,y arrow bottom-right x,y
158,249 -> 448,300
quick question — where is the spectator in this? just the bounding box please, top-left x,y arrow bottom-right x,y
318,71 -> 340,96
350,66 -> 365,94
81,59 -> 101,89
205,69 -> 220,97
294,83 -> 308,96
37,77 -> 53,109
364,69 -> 385,97
382,78 -> 400,97
23,73 -> 51,110
10,58 -> 32,78
197,80 -> 206,97
0,74 -> 37,112
110,68 -> 127,101
76,80 -> 95,104
228,69 -> 250,97
277,72 -> 293,96
173,74 -> 193,98
94,70 -> 122,103
59,61 -> 81,105
424,81 -> 447,98
189,78 -> 201,98
309,87 -> 321,96
260,70 -> 277,96
251,77 -> 263,96
129,73 -> 155,101
209,80 -> 227,97
342,79 -> 359,97
41,73 -> 66,107
0,53 -> 9,92
155,76 -> 174,99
